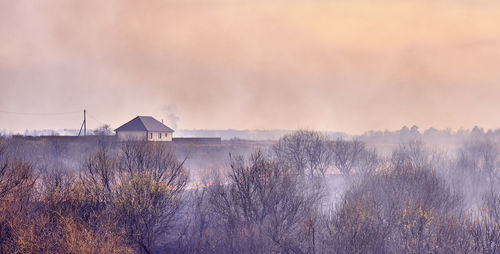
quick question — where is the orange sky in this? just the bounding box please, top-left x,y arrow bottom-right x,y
1,0 -> 500,134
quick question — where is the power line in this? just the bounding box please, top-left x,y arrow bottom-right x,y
86,112 -> 106,126
0,109 -> 81,116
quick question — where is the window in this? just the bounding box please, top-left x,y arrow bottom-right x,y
159,133 -> 162,139
150,132 -> 152,139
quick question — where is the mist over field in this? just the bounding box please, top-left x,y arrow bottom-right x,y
2,0 -> 500,253
2,127 -> 500,253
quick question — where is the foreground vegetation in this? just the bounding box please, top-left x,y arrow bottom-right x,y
1,131 -> 500,253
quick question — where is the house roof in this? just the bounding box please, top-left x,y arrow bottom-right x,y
114,116 -> 174,132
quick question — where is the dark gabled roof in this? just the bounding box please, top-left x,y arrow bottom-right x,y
114,116 -> 174,132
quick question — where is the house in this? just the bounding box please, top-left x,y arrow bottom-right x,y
114,116 -> 174,141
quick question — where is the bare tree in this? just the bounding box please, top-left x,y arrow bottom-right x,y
13,163 -> 133,254
0,141 -> 35,199
79,141 -> 188,253
273,130 -> 332,177
207,151 -> 324,253
93,124 -> 114,136
330,138 -> 365,176
0,142 -> 37,253
81,143 -> 116,202
465,192 -> 500,253
175,187 -> 214,253
458,139 -> 500,186
115,141 -> 188,254
390,141 -> 431,171
322,157 -> 463,253
357,148 -> 380,176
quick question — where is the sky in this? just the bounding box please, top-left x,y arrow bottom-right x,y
1,0 -> 500,134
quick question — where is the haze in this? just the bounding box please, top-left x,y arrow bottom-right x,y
1,0 -> 500,134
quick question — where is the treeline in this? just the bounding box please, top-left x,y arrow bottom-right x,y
361,125 -> 500,145
1,131 -> 500,253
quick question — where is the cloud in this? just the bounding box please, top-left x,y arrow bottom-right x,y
1,0 -> 500,134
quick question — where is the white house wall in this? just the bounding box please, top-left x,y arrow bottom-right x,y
117,131 -> 173,142
117,131 -> 147,141
147,131 -> 173,141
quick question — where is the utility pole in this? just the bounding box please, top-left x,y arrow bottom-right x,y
78,109 -> 87,137
84,109 -> 86,136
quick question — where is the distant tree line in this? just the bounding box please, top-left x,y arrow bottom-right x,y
361,125 -> 500,145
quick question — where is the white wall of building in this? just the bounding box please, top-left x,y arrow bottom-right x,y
117,131 -> 147,141
117,131 -> 173,141
146,131 -> 173,141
